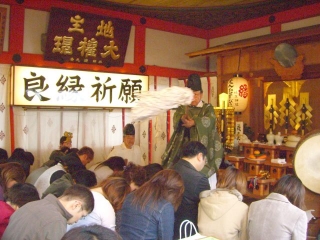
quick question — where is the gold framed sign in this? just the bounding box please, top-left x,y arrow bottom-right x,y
11,65 -> 148,108
44,8 -> 132,67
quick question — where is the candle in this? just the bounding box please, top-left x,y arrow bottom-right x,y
221,119 -> 224,132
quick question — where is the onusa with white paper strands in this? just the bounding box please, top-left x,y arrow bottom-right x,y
131,86 -> 194,122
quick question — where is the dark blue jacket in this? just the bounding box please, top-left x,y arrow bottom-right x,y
120,192 -> 175,240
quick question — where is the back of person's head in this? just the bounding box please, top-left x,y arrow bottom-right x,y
273,174 -> 305,209
24,151 -> 34,165
144,163 -> 163,180
217,166 -> 247,195
61,224 -> 122,240
60,184 -> 94,213
60,151 -> 86,174
66,161 -> 87,175
0,162 -> 26,192
78,146 -> 94,160
133,169 -> 184,211
7,148 -> 31,176
10,148 -> 26,159
0,148 -> 8,162
96,156 -> 126,171
123,162 -> 147,188
72,170 -> 97,188
6,183 -> 40,208
182,141 -> 207,158
100,177 -> 130,211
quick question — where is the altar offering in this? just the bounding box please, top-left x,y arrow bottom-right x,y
271,158 -> 286,164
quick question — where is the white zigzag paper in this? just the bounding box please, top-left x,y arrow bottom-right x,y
131,86 -> 194,122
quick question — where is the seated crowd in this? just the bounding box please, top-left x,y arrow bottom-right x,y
0,139 -> 311,240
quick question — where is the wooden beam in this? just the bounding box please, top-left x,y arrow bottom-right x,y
186,25 -> 320,58
218,64 -> 320,82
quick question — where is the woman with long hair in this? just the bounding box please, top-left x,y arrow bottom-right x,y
68,177 -> 130,231
198,166 -> 248,240
119,169 -> 184,240
0,163 -> 26,201
248,174 -> 307,239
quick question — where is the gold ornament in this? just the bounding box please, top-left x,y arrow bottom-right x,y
63,131 -> 73,142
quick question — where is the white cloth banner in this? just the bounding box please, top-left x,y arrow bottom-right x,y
0,64 -> 11,151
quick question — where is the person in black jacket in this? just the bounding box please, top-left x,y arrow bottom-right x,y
173,141 -> 210,239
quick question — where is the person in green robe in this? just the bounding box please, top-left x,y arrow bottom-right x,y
162,73 -> 224,177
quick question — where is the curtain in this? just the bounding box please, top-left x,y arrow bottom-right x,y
0,64 -> 11,152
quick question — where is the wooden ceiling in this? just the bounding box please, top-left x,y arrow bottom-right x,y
65,0 -> 320,30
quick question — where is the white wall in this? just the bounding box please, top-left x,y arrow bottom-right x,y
282,15 -> 320,31
209,27 -> 270,48
23,9 -> 49,54
145,28 -> 207,72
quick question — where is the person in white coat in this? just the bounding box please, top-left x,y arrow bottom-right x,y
198,166 -> 248,240
107,124 -> 146,166
67,177 -> 130,232
248,174 -> 308,240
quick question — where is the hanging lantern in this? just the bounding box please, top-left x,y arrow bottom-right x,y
227,74 -> 249,113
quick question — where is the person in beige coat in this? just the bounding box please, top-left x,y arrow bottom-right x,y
198,166 -> 248,240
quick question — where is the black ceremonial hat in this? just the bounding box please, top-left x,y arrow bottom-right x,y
123,124 -> 135,136
187,74 -> 202,91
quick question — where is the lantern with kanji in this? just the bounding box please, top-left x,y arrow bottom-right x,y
227,74 -> 249,113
